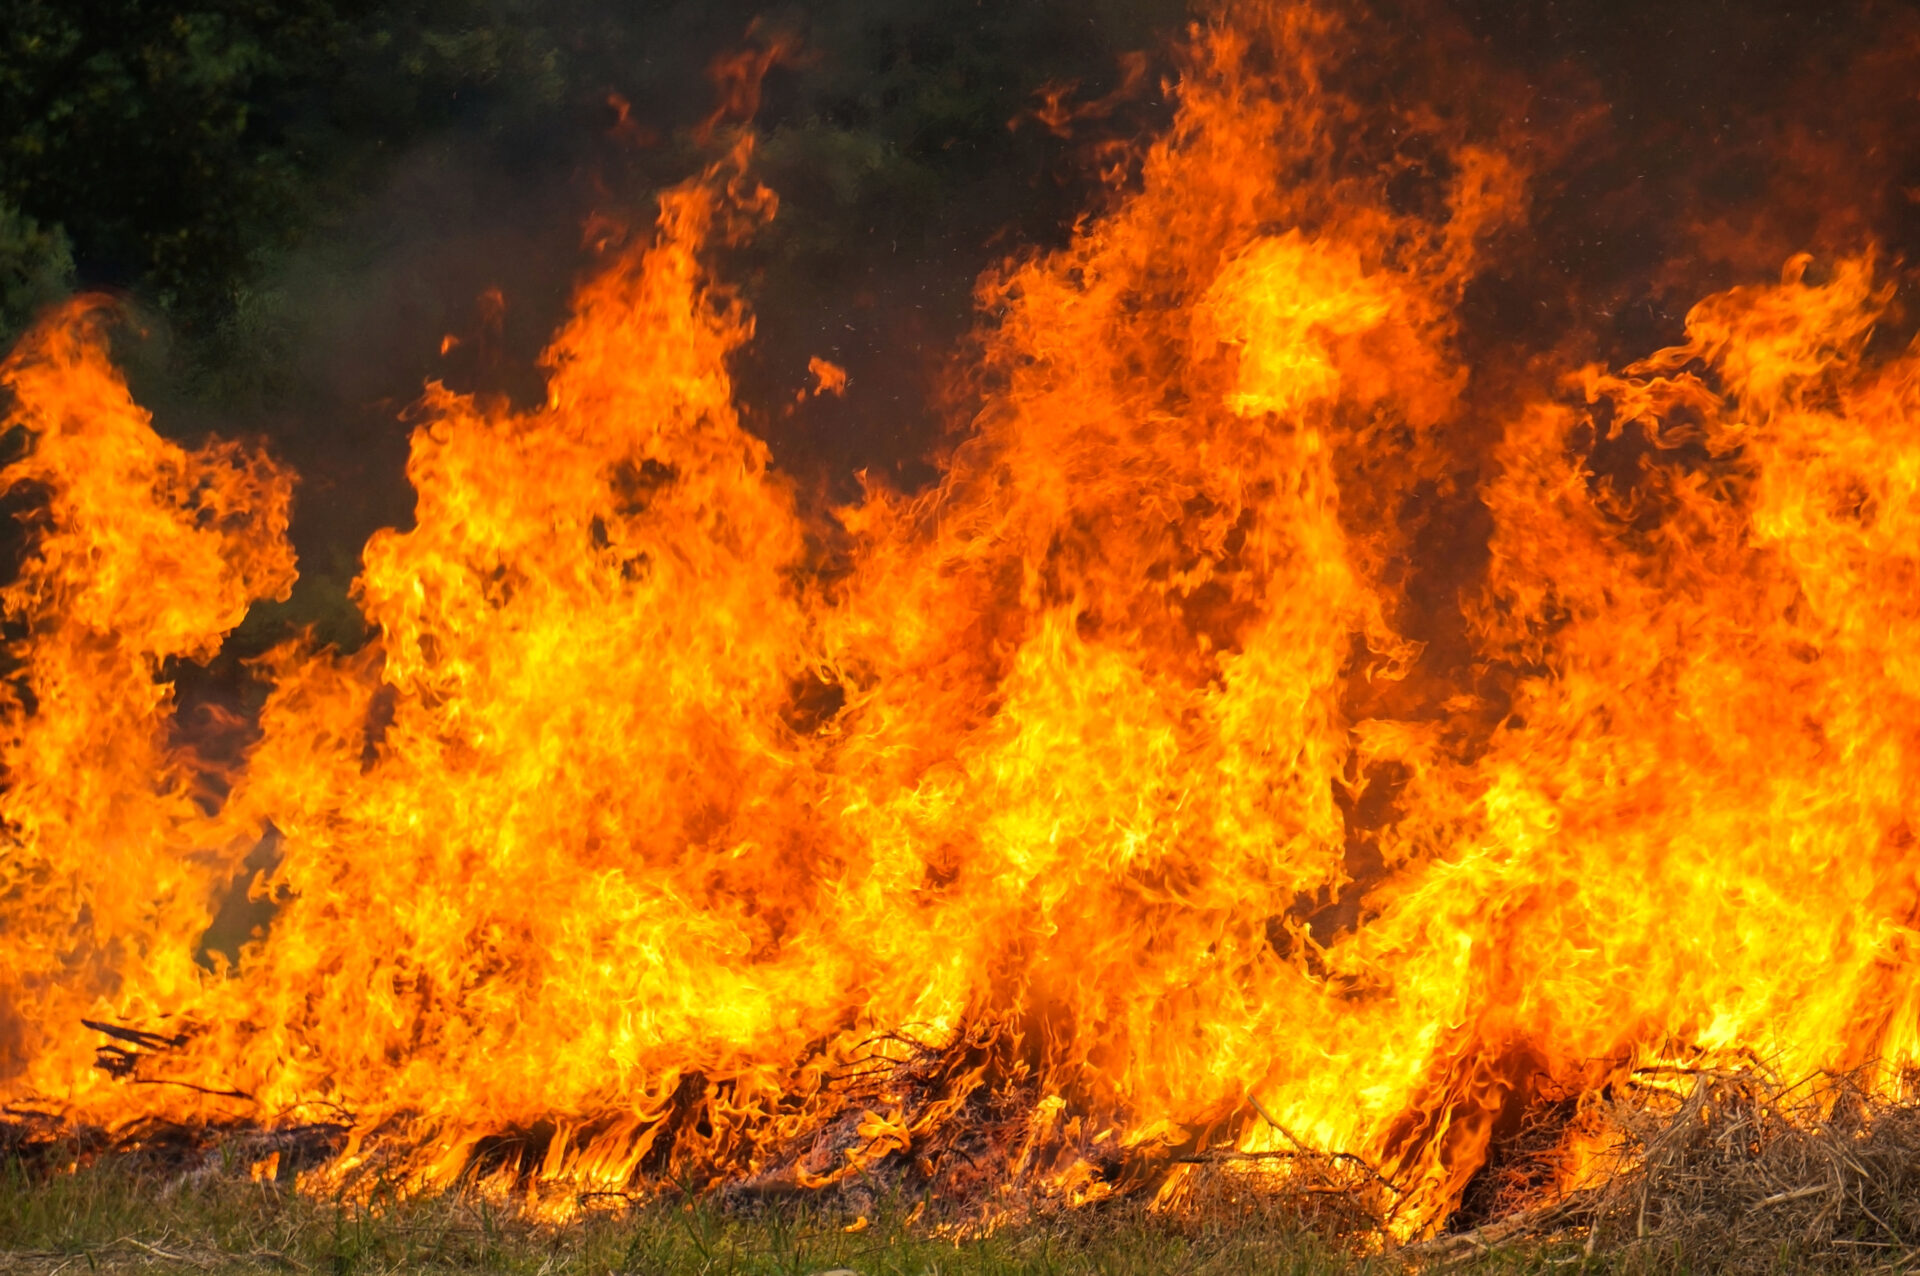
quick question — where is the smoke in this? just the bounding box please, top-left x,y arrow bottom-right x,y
29,0 -> 1906,655
9,0 -> 1920,1228
10,0 -> 1914,799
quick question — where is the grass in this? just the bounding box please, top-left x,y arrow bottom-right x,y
0,1152 -> 1375,1276
0,1151 -> 1897,1276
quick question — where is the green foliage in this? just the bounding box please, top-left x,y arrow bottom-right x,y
758,0 -> 1179,251
0,0 -> 1189,642
0,0 -> 1174,338
0,201 -> 74,344
0,0 -> 569,332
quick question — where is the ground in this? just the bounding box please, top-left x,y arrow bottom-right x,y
0,1154 -> 1896,1276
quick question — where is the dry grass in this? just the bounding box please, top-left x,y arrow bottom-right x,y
1576,1065 -> 1920,1272
12,1070 -> 1920,1276
1409,1064 -> 1920,1275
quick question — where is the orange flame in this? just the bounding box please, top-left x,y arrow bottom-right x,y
3,2 -> 1919,1239
1016,53 -> 1152,138
0,298 -> 293,1109
806,357 -> 849,398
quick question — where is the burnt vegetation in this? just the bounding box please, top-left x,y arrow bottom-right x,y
9,2 -> 1920,1274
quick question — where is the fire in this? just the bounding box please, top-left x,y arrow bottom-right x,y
806,356 -> 849,398
0,298 -> 294,1107
3,0 -> 1919,1241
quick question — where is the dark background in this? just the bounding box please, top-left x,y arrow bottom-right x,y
2,0 -> 1916,645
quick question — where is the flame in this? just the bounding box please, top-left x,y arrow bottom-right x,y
807,357 -> 849,398
1016,52 -> 1151,139
3,0 -> 1920,1239
0,299 -> 294,1107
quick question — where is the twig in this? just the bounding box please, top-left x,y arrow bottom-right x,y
122,1238 -> 212,1268
1401,1200 -> 1573,1260
129,1079 -> 253,1101
81,1021 -> 189,1051
1749,1184 -> 1828,1210
1244,1093 -> 1398,1197
1851,1181 -> 1907,1248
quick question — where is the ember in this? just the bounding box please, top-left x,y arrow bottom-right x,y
4,0 -> 1920,1247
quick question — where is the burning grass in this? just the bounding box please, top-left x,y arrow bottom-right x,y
1398,1065 -> 1920,1274
1557,1065 -> 1920,1271
10,0 -> 1920,1253
12,1068 -> 1920,1276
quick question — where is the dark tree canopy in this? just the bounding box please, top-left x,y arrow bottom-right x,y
1,0 -> 1911,647
0,0 -> 1171,339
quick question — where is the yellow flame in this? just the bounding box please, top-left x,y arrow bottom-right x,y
3,1 -> 1919,1241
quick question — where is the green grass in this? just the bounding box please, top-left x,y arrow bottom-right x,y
0,1154 -> 1372,1276
0,1152 -> 1879,1276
